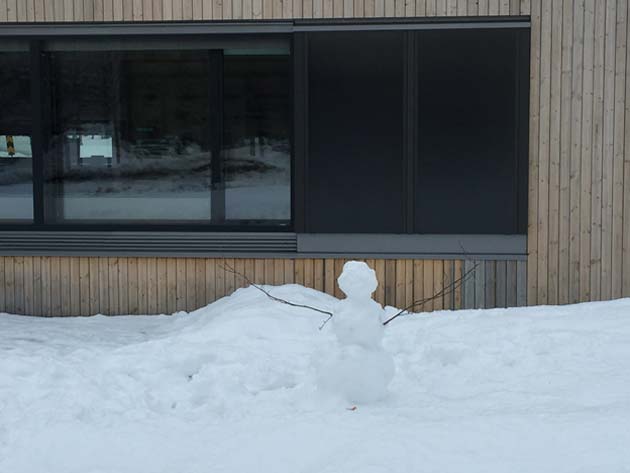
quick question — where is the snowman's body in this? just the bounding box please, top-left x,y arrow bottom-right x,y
317,261 -> 395,404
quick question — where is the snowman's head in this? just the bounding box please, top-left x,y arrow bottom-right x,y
337,261 -> 378,300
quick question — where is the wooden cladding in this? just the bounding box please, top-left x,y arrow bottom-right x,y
0,0 -> 529,22
0,257 -> 526,316
527,0 -> 630,305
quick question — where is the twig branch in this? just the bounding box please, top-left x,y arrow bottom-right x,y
220,262 -> 333,320
381,262 -> 479,326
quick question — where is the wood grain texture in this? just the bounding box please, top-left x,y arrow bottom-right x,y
0,257 -> 522,316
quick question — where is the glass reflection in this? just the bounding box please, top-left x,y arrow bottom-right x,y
47,50 -> 212,222
223,52 -> 291,223
0,51 -> 33,221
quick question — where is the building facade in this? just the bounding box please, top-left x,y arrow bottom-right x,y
0,0 -> 628,316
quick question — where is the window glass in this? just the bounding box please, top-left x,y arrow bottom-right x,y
307,31 -> 404,233
0,48 -> 33,221
415,29 -> 526,234
223,50 -> 291,223
44,41 -> 291,226
46,50 -> 212,222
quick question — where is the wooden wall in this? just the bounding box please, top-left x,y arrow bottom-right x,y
0,0 -> 529,22
527,0 -> 630,306
2,0 -> 630,314
0,257 -> 526,316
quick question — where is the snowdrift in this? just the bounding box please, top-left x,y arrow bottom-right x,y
1,284 -> 629,473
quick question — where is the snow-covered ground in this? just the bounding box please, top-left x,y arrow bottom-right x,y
1,285 -> 629,473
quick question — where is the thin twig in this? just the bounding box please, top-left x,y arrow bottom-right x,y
382,262 -> 479,326
220,262 -> 333,318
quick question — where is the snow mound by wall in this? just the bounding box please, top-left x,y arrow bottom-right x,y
0,285 -> 629,473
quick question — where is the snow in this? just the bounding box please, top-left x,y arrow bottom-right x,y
1,284 -> 629,473
317,261 -> 394,403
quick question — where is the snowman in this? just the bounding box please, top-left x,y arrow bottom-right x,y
317,261 -> 395,404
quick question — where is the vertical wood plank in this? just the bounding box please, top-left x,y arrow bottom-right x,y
185,258 -> 196,311
137,258 -> 148,314
433,260 -> 444,310
528,0 -> 542,305
32,258 -> 42,316
4,258 -> 15,314
108,257 -> 119,315
463,259 -> 475,309
536,0 -> 552,305
313,259 -> 324,292
453,260 -> 463,309
284,259 -> 294,284
153,0 -> 163,19
384,259 -> 396,307
413,260 -> 424,309
88,258 -> 99,315
0,259 -> 5,314
624,0 -> 630,297
600,0 -> 619,301
118,258 -> 129,315
590,0 -> 607,301
557,0 -> 573,305
580,0 -> 595,302
405,259 -> 414,309
323,259 -> 335,296
216,258 -> 227,299
98,257 -> 109,315
13,257 -> 24,315
195,258 -> 207,308
569,0 -> 585,303
293,259 -> 305,286
423,260 -> 434,311
395,260 -> 406,309
174,258 -> 185,311
495,260 -> 507,308
517,260 -> 528,305
205,259 -> 216,304
611,0 -> 627,299
474,260 -> 486,309
506,260 -> 518,307
113,0 -> 122,19
128,258 -> 139,315
547,0 -> 563,305
148,258 -> 158,314
484,260 -> 496,309
49,257 -> 61,315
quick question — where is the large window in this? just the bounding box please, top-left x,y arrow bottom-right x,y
41,38 -> 291,226
0,26 -> 528,246
0,43 -> 32,221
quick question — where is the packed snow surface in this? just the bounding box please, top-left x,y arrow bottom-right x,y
1,285 -> 629,473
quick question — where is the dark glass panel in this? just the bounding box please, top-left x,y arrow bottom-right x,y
307,31 -> 405,233
415,29 -> 524,234
223,51 -> 291,224
46,50 -> 212,223
0,50 -> 33,221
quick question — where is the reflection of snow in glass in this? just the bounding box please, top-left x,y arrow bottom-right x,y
66,134 -> 114,159
0,135 -> 32,158
59,140 -> 290,222
0,135 -> 33,219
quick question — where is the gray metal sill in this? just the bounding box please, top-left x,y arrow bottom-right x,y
0,231 -> 526,260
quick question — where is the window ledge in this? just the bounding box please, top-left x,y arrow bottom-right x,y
0,231 -> 526,260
